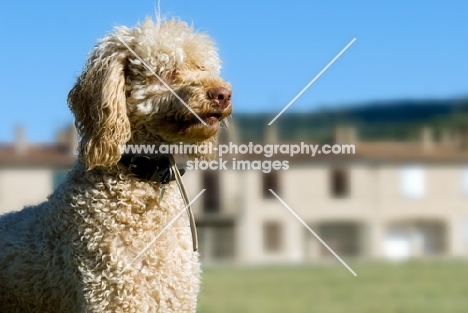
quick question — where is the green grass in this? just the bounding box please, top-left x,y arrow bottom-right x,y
198,261 -> 468,313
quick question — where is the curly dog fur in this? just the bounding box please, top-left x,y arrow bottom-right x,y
0,17 -> 232,312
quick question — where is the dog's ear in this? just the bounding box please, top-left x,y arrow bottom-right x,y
68,47 -> 131,170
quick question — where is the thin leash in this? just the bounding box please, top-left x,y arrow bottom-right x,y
168,155 -> 198,252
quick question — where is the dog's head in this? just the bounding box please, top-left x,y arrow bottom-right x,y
68,18 -> 232,170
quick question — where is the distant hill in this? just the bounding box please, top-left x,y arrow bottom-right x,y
232,98 -> 468,143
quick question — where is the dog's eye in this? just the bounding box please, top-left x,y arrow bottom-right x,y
197,65 -> 206,71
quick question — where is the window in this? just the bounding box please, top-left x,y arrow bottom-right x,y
202,170 -> 220,213
462,168 -> 468,196
52,170 -> 69,189
401,165 -> 425,199
212,226 -> 235,260
384,226 -> 411,260
262,171 -> 279,198
330,168 -> 349,198
464,219 -> 468,247
263,222 -> 282,252
318,222 -> 361,257
197,224 -> 236,261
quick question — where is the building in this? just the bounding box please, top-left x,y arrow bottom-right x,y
2,122 -> 468,265
0,126 -> 77,214
186,124 -> 468,264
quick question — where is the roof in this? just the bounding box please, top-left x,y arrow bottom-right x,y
227,140 -> 468,164
354,141 -> 468,162
1,140 -> 467,169
0,144 -> 76,168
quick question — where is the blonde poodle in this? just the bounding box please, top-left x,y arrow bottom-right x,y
0,17 -> 232,312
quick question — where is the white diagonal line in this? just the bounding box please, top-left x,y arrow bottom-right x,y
121,189 -> 205,273
268,38 -> 356,125
117,37 -> 207,125
269,189 -> 357,276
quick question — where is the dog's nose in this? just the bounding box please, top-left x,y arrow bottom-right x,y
208,87 -> 232,109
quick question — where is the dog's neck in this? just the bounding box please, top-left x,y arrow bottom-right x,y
119,153 -> 197,251
118,154 -> 185,183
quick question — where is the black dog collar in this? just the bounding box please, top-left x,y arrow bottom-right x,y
119,154 -> 185,183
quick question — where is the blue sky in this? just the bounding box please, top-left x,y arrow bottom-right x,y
1,0 -> 467,142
